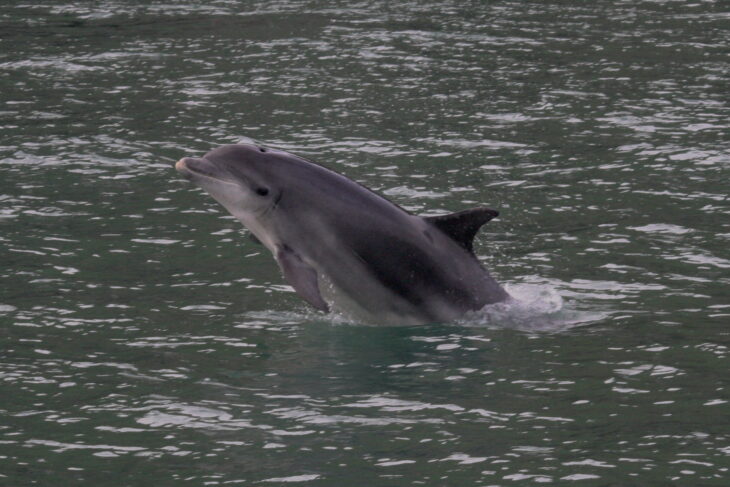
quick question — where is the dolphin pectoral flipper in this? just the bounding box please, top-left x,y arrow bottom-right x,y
423,207 -> 499,253
275,245 -> 329,312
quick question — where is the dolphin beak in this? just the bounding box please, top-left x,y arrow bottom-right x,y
176,157 -> 212,180
175,159 -> 193,180
175,157 -> 194,177
175,156 -> 239,186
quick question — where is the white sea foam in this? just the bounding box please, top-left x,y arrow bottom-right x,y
458,282 -> 606,332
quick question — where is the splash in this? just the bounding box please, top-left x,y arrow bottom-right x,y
458,282 -> 606,332
238,282 -> 607,331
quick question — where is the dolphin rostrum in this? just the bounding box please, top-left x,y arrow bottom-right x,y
175,143 -> 510,325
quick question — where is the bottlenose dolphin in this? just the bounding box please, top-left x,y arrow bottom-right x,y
175,143 -> 510,325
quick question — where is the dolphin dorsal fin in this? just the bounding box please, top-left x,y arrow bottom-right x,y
424,207 -> 499,253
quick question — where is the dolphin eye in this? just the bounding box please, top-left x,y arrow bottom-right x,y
255,187 -> 269,197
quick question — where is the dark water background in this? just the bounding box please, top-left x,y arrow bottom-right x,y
1,1 -> 729,485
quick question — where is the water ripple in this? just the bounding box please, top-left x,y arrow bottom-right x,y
1,0 -> 729,485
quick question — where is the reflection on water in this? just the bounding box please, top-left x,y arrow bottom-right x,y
1,0 -> 729,485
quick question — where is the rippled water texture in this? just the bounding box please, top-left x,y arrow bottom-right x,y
1,1 -> 729,485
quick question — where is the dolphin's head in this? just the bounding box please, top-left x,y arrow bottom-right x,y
176,144 -> 283,218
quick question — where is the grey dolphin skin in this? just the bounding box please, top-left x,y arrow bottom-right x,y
175,144 -> 510,325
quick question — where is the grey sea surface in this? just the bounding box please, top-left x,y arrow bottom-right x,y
1,1 -> 728,485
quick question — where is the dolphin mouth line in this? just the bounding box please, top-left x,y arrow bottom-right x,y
175,158 -> 239,187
